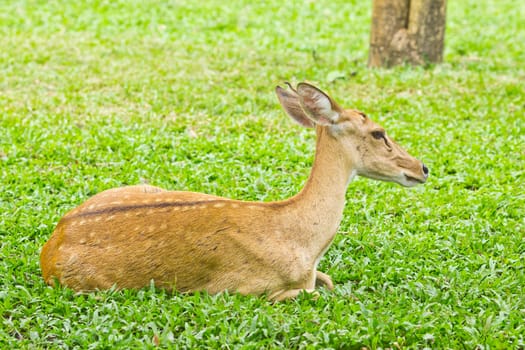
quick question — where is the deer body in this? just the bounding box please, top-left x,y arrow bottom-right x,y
41,83 -> 428,300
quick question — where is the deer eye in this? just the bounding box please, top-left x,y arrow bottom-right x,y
371,130 -> 385,140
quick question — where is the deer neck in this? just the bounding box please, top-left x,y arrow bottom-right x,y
286,126 -> 356,259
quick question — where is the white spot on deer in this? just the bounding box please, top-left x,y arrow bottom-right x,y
213,202 -> 226,208
66,253 -> 78,265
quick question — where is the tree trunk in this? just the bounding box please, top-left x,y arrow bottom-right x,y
368,0 -> 447,68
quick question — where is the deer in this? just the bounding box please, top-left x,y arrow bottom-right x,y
40,82 -> 428,301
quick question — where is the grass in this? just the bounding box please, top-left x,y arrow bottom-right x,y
0,0 -> 524,348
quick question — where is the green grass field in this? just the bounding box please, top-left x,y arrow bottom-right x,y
1,0 -> 524,348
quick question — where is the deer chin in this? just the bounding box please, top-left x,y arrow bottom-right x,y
363,171 -> 426,187
399,172 -> 427,187
357,171 -> 409,186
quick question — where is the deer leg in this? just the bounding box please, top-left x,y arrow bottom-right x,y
315,271 -> 334,290
269,288 -> 319,302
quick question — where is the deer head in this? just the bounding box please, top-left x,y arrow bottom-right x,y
275,82 -> 428,187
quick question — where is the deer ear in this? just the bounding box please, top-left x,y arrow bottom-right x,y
296,83 -> 341,126
275,85 -> 315,128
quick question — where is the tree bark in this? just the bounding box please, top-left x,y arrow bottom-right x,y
368,0 -> 447,68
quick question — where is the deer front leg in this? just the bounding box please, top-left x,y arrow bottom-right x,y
315,271 -> 334,290
269,288 -> 319,302
270,271 -> 333,301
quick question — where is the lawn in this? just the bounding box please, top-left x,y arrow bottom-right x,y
1,0 -> 524,348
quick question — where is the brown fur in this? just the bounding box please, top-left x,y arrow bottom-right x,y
40,83 -> 428,301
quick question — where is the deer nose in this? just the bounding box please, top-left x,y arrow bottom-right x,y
422,164 -> 429,177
